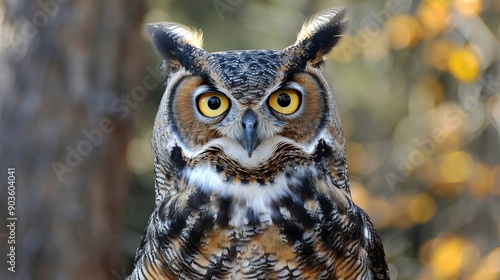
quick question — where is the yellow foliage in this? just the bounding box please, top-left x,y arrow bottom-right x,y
330,34 -> 358,63
430,236 -> 468,279
448,46 -> 481,83
454,0 -> 482,17
350,179 -> 371,210
487,248 -> 500,274
467,162 -> 492,199
466,248 -> 500,280
346,142 -> 367,174
368,197 -> 392,229
392,195 -> 414,229
417,1 -> 450,36
408,193 -> 436,224
491,166 -> 500,196
439,151 -> 474,184
385,15 -> 422,49
424,39 -> 455,71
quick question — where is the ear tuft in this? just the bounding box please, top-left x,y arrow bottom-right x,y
288,7 -> 347,68
146,23 -> 205,73
146,22 -> 204,51
296,7 -> 346,44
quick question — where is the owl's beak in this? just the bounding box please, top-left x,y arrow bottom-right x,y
241,109 -> 258,158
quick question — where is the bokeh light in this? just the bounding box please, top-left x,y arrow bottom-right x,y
429,236 -> 467,279
424,39 -> 454,71
417,0 -> 451,37
454,0 -> 483,17
438,151 -> 474,184
448,45 -> 482,83
385,14 -> 422,49
408,193 -> 436,224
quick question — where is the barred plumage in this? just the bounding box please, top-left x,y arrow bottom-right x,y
128,7 -> 389,280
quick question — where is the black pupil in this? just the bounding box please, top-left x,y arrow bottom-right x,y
277,93 -> 291,107
207,96 -> 221,110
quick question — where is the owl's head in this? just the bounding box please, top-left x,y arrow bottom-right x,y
148,8 -> 347,181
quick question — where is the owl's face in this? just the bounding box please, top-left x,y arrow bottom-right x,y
148,8 -> 346,172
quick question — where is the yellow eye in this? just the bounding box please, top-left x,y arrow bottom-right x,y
268,89 -> 301,115
197,92 -> 230,118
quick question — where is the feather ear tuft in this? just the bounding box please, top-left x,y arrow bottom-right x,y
146,23 -> 205,74
286,7 -> 347,68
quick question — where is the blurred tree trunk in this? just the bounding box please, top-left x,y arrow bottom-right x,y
0,0 -> 146,279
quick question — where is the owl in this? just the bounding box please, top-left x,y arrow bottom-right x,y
128,7 -> 389,280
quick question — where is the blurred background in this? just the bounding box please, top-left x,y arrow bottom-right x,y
0,0 -> 499,279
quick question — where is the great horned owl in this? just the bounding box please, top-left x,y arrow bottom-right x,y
128,7 -> 389,280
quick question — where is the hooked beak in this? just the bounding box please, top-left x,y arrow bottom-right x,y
241,109 -> 258,158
